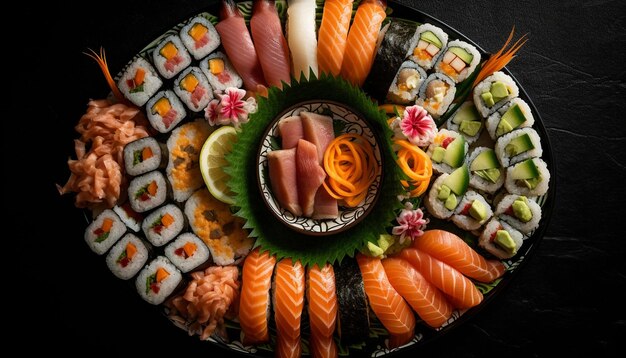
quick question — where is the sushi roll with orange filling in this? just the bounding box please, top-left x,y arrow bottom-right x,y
142,204 -> 186,247
146,90 -> 187,133
152,35 -> 192,79
117,57 -> 163,107
84,209 -> 127,255
128,170 -> 169,213
199,51 -> 243,92
179,15 -> 221,60
135,256 -> 183,305
173,67 -> 214,112
164,233 -> 210,273
406,23 -> 449,70
106,233 -> 150,280
433,40 -> 481,84
123,137 -> 167,177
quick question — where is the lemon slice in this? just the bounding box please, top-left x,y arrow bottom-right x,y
199,125 -> 238,204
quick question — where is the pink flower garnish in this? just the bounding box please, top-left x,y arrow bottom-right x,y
399,105 -> 437,147
392,204 -> 429,244
203,87 -> 257,128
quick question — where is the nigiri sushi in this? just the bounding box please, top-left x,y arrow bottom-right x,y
287,0 -> 319,80
250,0 -> 291,88
307,264 -> 338,358
317,0 -> 354,76
273,258 -> 305,356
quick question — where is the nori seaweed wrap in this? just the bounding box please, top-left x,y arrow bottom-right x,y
334,257 -> 371,345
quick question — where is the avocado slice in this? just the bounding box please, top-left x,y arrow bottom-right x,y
443,136 -> 466,168
420,31 -> 443,48
449,47 -> 474,64
490,81 -> 509,102
505,133 -> 535,156
512,197 -> 533,222
431,146 -> 445,163
443,164 -> 470,196
459,120 -> 482,136
481,91 -> 495,107
495,230 -> 517,255
496,104 -> 526,137
510,159 -> 540,180
521,177 -> 540,189
444,193 -> 458,210
475,168 -> 501,183
470,149 -> 500,171
365,241 -> 384,257
452,103 -> 480,125
437,184 -> 451,200
469,200 -> 488,221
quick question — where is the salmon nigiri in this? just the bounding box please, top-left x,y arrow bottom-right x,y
215,0 -> 266,91
382,257 -> 454,329
340,0 -> 387,86
317,0 -> 354,76
399,248 -> 483,309
239,248 -> 276,345
307,264 -> 338,358
413,229 -> 506,283
276,335 -> 302,358
356,253 -> 415,347
250,0 -> 291,88
273,258 -> 305,356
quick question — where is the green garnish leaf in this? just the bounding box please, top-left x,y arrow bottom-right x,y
95,231 -> 110,243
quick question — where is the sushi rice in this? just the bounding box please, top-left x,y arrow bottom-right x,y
141,203 -> 186,247
179,15 -> 221,60
146,90 -> 187,134
84,209 -> 127,255
123,136 -> 166,177
494,127 -> 543,167
200,51 -> 243,92
416,73 -> 457,119
504,157 -> 550,197
486,97 -> 535,140
386,60 -> 427,104
451,190 -> 493,231
106,233 -> 150,280
117,57 -> 163,107
467,147 -> 505,194
135,256 -> 183,305
494,194 -> 542,235
406,23 -> 449,70
479,218 -> 524,260
127,170 -> 169,213
152,34 -> 193,79
164,232 -> 211,273
433,39 -> 481,84
473,71 -> 519,118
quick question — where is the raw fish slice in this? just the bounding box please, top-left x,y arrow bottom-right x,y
356,254 -> 416,337
296,139 -> 326,217
287,0 -> 319,79
300,111 -> 335,164
309,334 -> 338,358
215,0 -> 266,91
250,0 -> 292,88
398,248 -> 483,309
388,330 -> 415,349
239,248 -> 276,345
340,0 -> 387,86
275,335 -> 302,358
273,258 -> 306,342
312,188 -> 338,220
278,116 -> 303,149
267,148 -> 302,216
307,264 -> 338,338
382,257 -> 453,328
317,0 -> 354,76
413,229 -> 506,283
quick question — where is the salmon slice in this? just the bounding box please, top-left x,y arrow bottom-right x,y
356,253 -> 416,338
215,0 -> 266,91
388,330 -> 415,349
278,116 -> 303,149
307,264 -> 338,337
267,148 -> 302,216
273,258 -> 306,342
296,139 -> 326,217
239,248 -> 276,345
317,0 -> 354,76
309,334 -> 338,358
312,187 -> 338,220
339,0 -> 387,86
301,111 -> 335,164
382,257 -> 454,329
413,230 -> 506,283
398,248 -> 483,309
275,335 -> 302,358
250,0 -> 291,88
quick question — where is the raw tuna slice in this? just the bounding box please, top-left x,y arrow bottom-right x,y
268,148 -> 302,216
312,187 -> 338,220
296,139 -> 326,217
278,116 -> 303,149
301,112 -> 335,164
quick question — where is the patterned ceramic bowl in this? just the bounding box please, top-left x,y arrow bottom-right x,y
257,100 -> 383,236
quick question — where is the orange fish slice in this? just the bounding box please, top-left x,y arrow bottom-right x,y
317,0 -> 354,76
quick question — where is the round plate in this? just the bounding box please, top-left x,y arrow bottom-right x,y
256,100 -> 383,236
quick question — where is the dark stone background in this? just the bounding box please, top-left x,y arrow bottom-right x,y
11,0 -> 625,356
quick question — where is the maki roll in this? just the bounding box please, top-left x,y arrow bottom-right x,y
433,40 -> 481,84
117,57 -> 163,107
128,170 -> 169,213
164,232 -> 210,273
486,97 -> 535,140
479,218 -> 524,260
179,15 -> 221,60
427,129 -> 468,174
135,256 -> 183,305
505,157 -> 550,196
334,257 -> 370,345
495,194 -> 542,235
152,35 -> 192,79
451,190 -> 493,231
494,127 -> 543,167
407,23 -> 449,70
473,71 -> 519,118
424,164 -> 470,219
123,136 -> 166,177
146,90 -> 187,134
106,233 -> 150,280
142,204 -> 186,247
446,101 -> 483,144
467,147 -> 505,194
363,19 -> 419,101
84,209 -> 127,255
386,60 -> 427,105
416,73 -> 457,119
113,202 -> 144,232
199,51 -> 243,92
173,67 -> 214,112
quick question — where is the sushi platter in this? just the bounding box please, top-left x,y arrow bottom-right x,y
59,0 -> 555,356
